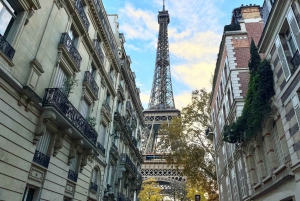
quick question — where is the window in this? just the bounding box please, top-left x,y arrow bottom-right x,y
223,144 -> 227,164
275,36 -> 291,79
90,64 -> 97,78
231,169 -> 239,201
53,66 -> 68,88
226,176 -> 232,201
98,124 -> 106,145
0,0 -> 16,37
33,130 -> 52,168
238,159 -> 247,198
106,92 -> 111,104
22,186 -> 37,201
92,168 -> 98,184
79,99 -> 90,119
286,29 -> 297,56
117,101 -> 122,113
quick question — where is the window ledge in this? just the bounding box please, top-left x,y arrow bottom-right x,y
0,51 -> 14,67
274,164 -> 286,175
262,175 -> 272,183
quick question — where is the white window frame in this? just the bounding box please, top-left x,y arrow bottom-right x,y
275,36 -> 291,80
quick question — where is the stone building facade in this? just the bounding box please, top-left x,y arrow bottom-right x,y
211,1 -> 300,201
210,4 -> 264,201
0,0 -> 143,201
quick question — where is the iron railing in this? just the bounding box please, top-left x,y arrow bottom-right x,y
59,33 -> 82,69
0,34 -> 15,60
103,100 -> 111,114
224,24 -> 241,32
97,142 -> 106,155
68,169 -> 78,182
291,49 -> 300,72
42,88 -> 98,143
33,150 -> 50,168
83,71 -> 99,97
120,153 -> 137,174
93,39 -> 104,64
90,182 -> 98,192
74,0 -> 90,30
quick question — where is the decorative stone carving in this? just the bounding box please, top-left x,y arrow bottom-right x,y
53,128 -> 72,156
34,111 -> 56,144
68,139 -> 83,165
80,149 -> 94,172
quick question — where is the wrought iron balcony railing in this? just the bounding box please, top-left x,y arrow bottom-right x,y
90,182 -> 98,192
224,24 -> 241,32
74,0 -> 90,31
59,33 -> 82,69
68,169 -> 78,182
103,100 -> 111,114
33,150 -> 50,168
291,49 -> 300,72
97,142 -> 106,155
83,71 -> 99,97
120,153 -> 137,174
0,34 -> 15,60
42,88 -> 98,144
93,39 -> 104,64
118,193 -> 126,201
132,136 -> 138,147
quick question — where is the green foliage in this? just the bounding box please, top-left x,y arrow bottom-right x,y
138,178 -> 163,201
158,89 -> 218,200
223,40 -> 275,143
87,117 -> 96,129
61,77 -> 78,97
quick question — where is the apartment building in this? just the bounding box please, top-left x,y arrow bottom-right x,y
0,0 -> 143,200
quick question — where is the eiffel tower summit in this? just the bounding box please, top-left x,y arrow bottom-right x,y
141,1 -> 185,195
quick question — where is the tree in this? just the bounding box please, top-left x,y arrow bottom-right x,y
139,178 -> 163,201
158,89 -> 218,200
168,182 -> 187,201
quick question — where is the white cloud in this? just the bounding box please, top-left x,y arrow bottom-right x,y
118,0 -> 224,108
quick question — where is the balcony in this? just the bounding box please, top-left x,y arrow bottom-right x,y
224,24 -> 241,32
33,150 -> 50,168
90,182 -> 98,192
291,49 -> 300,73
110,143 -> 119,160
96,142 -> 105,155
93,39 -> 104,65
59,33 -> 82,70
0,34 -> 15,61
74,0 -> 90,31
42,88 -> 98,144
120,153 -> 137,174
83,71 -> 99,99
68,169 -> 78,182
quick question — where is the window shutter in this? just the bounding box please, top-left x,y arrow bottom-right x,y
36,130 -> 52,154
53,66 -> 67,88
275,36 -> 291,79
287,9 -> 300,50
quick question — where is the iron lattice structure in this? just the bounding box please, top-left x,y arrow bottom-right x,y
141,3 -> 185,199
148,5 -> 175,110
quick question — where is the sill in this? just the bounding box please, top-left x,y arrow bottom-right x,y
253,183 -> 261,189
262,175 -> 272,183
274,164 -> 286,175
0,51 -> 14,67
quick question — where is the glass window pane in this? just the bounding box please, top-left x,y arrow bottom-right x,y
0,2 -> 13,35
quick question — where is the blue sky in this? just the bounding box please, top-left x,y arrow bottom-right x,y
103,0 -> 263,109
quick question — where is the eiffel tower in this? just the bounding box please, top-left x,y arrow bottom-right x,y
141,1 -> 185,196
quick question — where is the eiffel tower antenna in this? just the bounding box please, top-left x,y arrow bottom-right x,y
163,0 -> 165,11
